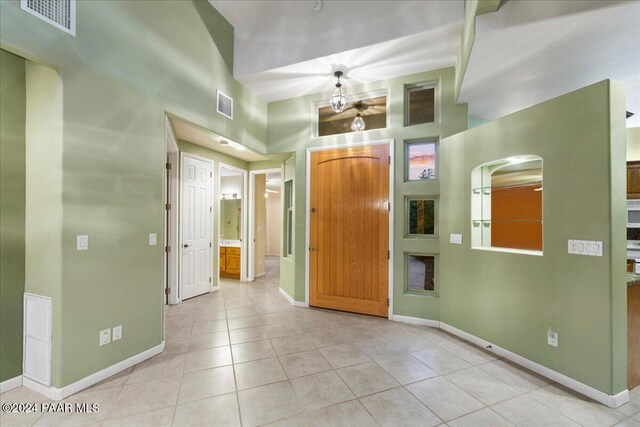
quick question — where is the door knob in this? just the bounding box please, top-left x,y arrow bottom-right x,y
183,244 -> 190,248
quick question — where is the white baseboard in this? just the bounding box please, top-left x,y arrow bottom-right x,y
23,341 -> 165,401
439,322 -> 629,408
255,272 -> 266,278
278,287 -> 309,308
392,314 -> 440,328
0,375 -> 23,393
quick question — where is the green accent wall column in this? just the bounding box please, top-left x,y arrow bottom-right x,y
0,49 -> 26,383
440,80 -> 627,395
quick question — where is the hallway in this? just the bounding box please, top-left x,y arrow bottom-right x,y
2,279 -> 639,426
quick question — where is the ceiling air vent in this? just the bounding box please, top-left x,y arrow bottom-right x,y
217,90 -> 233,120
20,0 -> 76,36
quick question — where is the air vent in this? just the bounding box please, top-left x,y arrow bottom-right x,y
217,90 -> 233,120
20,0 -> 76,36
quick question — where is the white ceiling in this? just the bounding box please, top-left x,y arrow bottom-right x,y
459,0 -> 640,127
210,0 -> 464,78
170,117 -> 270,162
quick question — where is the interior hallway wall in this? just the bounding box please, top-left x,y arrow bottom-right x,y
0,0 -> 268,388
0,49 -> 26,383
266,190 -> 281,257
254,174 -> 266,277
629,127 -> 640,161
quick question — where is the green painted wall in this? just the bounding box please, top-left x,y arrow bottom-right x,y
280,155 -> 296,299
439,80 -> 627,395
267,67 -> 468,316
0,0 -> 268,387
0,49 -> 26,382
629,127 -> 640,161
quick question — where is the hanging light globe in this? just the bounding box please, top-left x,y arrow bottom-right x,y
351,112 -> 366,132
330,71 -> 347,113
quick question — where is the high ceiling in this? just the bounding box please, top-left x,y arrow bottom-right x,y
210,0 -> 640,127
459,0 -> 640,127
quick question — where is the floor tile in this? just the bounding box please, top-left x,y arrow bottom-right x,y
226,306 -> 258,318
290,371 -> 355,412
127,353 -> 186,384
411,346 -> 472,375
184,346 -> 232,372
188,330 -> 230,351
271,334 -> 315,355
304,330 -> 348,348
228,315 -> 263,330
447,407 -> 513,427
375,354 -> 438,385
229,326 -> 268,344
178,365 -> 236,403
442,341 -> 498,365
307,400 -> 376,427
173,392 -> 240,426
232,339 -> 276,363
406,376 -> 484,421
265,323 -> 304,338
234,357 -> 287,390
238,381 -> 302,427
318,344 -> 371,369
262,413 -> 310,427
446,367 -> 521,405
616,419 -> 640,427
617,390 -> 640,417
360,387 -> 442,427
492,394 -> 579,427
279,350 -> 333,379
88,367 -> 133,391
103,407 -> 174,427
529,384 -> 627,427
335,361 -> 399,397
191,319 -> 228,335
478,359 -> 548,393
35,387 -> 120,426
110,375 -> 181,418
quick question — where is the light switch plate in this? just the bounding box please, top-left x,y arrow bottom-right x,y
148,233 -> 157,246
99,329 -> 111,346
77,235 -> 89,251
547,327 -> 558,347
450,233 -> 463,245
112,325 -> 122,341
568,239 -> 603,257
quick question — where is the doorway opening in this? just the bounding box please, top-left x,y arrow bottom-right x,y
218,164 -> 247,283
164,117 -> 179,304
249,169 -> 282,284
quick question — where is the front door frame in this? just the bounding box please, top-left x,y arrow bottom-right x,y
305,139 -> 395,319
180,152 -> 215,299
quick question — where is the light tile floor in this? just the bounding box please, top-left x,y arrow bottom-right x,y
2,278 -> 640,427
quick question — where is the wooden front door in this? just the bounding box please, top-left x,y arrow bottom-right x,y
310,144 -> 389,317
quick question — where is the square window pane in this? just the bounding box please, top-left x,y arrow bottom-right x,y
407,254 -> 435,292
406,141 -> 437,181
407,199 -> 435,236
406,86 -> 435,126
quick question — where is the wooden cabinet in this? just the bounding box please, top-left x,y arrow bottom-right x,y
628,161 -> 640,199
219,246 -> 241,279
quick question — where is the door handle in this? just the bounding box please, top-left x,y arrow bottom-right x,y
183,244 -> 190,248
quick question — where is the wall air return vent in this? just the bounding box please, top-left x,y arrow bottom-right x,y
217,90 -> 233,120
20,0 -> 76,36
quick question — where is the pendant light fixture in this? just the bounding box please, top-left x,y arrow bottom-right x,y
330,71 -> 348,113
351,101 -> 366,132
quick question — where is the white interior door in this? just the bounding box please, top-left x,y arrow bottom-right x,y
181,154 -> 213,300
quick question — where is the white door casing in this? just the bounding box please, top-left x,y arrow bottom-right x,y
181,154 -> 213,300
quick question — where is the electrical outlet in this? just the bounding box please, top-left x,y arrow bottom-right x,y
77,235 -> 89,251
547,327 -> 558,347
112,325 -> 122,341
99,328 -> 111,346
148,233 -> 157,246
